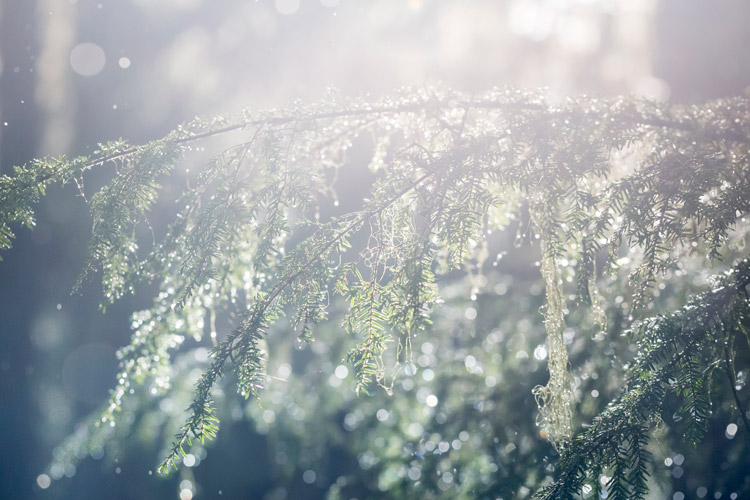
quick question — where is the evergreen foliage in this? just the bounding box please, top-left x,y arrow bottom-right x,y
1,86 -> 749,497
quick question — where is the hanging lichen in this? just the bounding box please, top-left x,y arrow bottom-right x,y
588,255 -> 607,335
531,198 -> 574,449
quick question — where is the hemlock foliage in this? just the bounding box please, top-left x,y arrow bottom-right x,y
2,86 -> 749,498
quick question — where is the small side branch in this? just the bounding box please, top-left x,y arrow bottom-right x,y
722,339 -> 750,435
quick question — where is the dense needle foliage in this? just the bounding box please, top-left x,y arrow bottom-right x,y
1,86 -> 749,497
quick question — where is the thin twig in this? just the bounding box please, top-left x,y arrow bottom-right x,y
27,93 -> 750,186
722,338 -> 750,435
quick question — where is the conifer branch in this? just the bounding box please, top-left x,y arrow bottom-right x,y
3,87 -> 748,494
159,167 -> 434,472
537,259 -> 750,499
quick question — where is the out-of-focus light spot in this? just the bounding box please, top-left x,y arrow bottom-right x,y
425,394 -> 438,407
591,389 -> 599,398
328,374 -> 341,387
408,466 -> 421,480
302,469 -> 316,484
278,363 -> 291,379
36,474 -> 51,489
50,464 -> 64,480
725,423 -> 738,439
673,493 -> 685,500
180,480 -> 193,490
464,307 -> 477,320
672,466 -> 684,479
407,422 -> 423,438
180,488 -> 193,500
673,454 -> 684,466
118,57 -> 131,69
422,368 -> 434,381
664,457 -> 673,466
262,410 -> 276,423
275,0 -> 299,15
194,347 -> 208,362
169,0 -> 200,9
557,14 -> 600,53
376,409 -> 389,421
183,454 -> 196,467
133,0 -> 201,10
70,43 -> 105,76
508,2 -> 556,41
31,311 -> 66,350
697,488 -> 708,499
334,364 -> 348,379
635,76 -> 670,101
533,345 -> 548,360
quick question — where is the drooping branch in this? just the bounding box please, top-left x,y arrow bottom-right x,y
3,87 -> 749,493
536,259 -> 750,500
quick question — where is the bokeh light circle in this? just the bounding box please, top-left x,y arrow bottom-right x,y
275,0 -> 300,15
70,43 -> 106,76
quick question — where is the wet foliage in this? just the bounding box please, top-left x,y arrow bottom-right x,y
1,86 -> 749,498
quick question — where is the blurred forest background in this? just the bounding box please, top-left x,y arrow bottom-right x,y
1,1 -> 749,499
